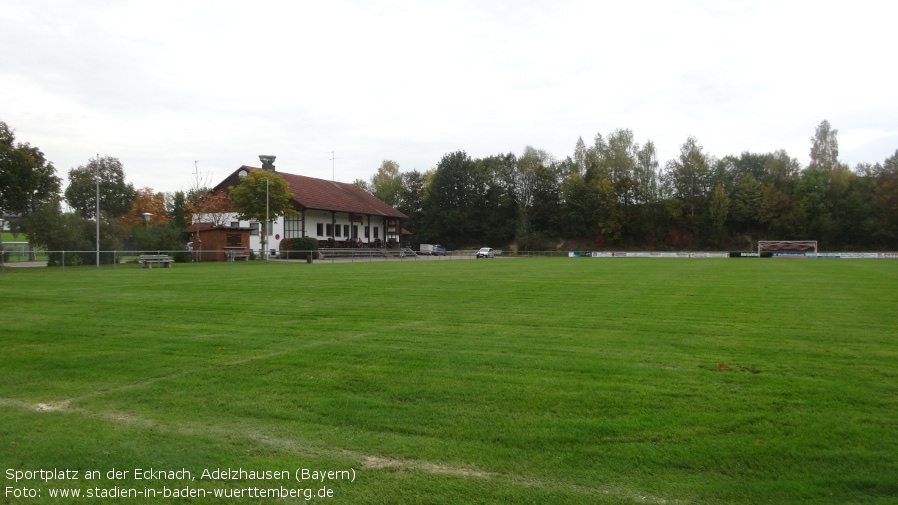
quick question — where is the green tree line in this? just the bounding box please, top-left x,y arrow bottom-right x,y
365,120 -> 898,251
4,118 -> 898,259
1,121 -> 197,264
1,120 -> 298,265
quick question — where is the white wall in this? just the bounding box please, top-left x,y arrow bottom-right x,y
201,210 -> 394,255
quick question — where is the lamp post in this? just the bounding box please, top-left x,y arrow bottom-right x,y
142,212 -> 152,226
265,178 -> 269,263
0,214 -> 5,272
96,154 -> 100,268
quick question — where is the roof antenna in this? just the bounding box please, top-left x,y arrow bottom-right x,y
328,150 -> 342,181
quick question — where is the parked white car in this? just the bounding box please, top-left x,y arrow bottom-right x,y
476,247 -> 495,258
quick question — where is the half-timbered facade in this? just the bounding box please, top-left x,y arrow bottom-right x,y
205,159 -> 408,256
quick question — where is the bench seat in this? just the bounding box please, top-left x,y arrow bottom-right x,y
139,254 -> 173,268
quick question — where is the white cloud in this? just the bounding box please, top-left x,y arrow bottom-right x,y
2,0 -> 896,192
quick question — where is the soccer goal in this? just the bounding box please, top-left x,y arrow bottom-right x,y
758,240 -> 818,257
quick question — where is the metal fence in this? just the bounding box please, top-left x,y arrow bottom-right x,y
0,248 -> 492,269
6,248 -> 896,271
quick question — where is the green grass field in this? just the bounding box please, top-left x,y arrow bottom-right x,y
1,259 -> 896,504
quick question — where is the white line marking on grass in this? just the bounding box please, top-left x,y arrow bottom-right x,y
1,396 -> 675,504
2,320 -> 675,504
361,456 -> 495,478
14,321 -> 425,412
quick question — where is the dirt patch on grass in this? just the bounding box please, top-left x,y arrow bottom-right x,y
34,400 -> 70,411
362,456 -> 493,479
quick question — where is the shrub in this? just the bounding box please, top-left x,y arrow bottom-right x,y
48,251 -> 84,267
279,237 -> 319,259
171,251 -> 192,263
132,225 -> 187,254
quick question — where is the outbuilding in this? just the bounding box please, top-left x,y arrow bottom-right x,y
184,223 -> 252,262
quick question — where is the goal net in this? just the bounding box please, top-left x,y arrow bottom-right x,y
758,240 -> 818,257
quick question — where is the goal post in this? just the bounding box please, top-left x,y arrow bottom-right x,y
758,240 -> 818,257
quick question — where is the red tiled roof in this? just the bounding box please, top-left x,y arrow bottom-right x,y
184,222 -> 214,232
214,166 -> 408,219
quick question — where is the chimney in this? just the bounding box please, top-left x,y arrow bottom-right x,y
259,155 -> 276,171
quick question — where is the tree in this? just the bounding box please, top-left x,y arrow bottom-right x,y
370,160 -> 402,207
572,137 -> 587,177
229,170 -> 295,258
396,170 -> 427,240
731,174 -> 762,234
27,198 -> 89,265
516,146 -> 560,235
188,191 -> 233,227
0,121 -> 62,259
809,119 -> 840,173
631,140 -> 664,246
352,179 -> 372,192
477,153 -> 519,246
871,150 -> 898,247
561,173 -> 598,240
131,225 -> 186,255
28,197 -> 121,266
759,184 -> 799,238
420,151 -> 478,247
167,191 -> 189,231
398,170 -> 426,216
709,184 -> 730,246
119,187 -> 169,230
795,167 -> 834,245
763,149 -> 801,191
665,136 -> 712,229
838,166 -> 875,249
64,156 -> 136,219
594,178 -> 622,243
634,140 -> 660,205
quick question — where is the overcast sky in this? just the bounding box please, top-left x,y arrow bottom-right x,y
3,0 -> 896,194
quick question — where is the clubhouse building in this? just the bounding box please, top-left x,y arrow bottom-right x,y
195,156 -> 408,258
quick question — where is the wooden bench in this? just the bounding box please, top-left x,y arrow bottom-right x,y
139,254 -> 173,268
226,250 -> 250,262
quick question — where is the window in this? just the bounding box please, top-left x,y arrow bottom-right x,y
250,222 -> 260,235
374,226 -> 379,239
316,223 -> 324,236
353,225 -> 359,239
284,214 -> 302,239
230,221 -> 239,228
326,223 -> 333,237
364,226 -> 369,238
335,224 -> 342,237
266,221 -> 273,236
226,233 -> 242,247
343,225 -> 349,237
